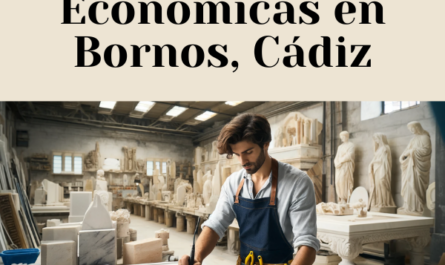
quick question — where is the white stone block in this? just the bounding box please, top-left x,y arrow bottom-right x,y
69,191 -> 92,222
46,219 -> 61,227
42,225 -> 81,264
41,240 -> 76,265
82,194 -> 112,230
79,228 -> 116,265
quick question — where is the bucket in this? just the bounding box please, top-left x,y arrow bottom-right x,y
0,248 -> 40,265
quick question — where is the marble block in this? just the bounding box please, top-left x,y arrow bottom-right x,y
42,225 -> 81,245
47,219 -> 61,227
123,238 -> 162,264
82,194 -> 113,230
79,228 -> 116,265
69,191 -> 92,223
42,225 -> 81,264
41,240 -> 76,265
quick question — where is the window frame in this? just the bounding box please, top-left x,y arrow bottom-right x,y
382,101 -> 420,115
52,152 -> 84,175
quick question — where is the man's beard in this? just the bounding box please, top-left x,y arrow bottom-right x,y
244,149 -> 266,175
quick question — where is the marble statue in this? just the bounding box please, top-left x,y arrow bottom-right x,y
136,159 -> 145,173
211,141 -> 219,160
207,162 -> 222,212
93,169 -> 112,211
202,171 -> 213,205
334,131 -> 355,204
194,147 -> 203,165
273,112 -> 323,148
221,166 -> 232,185
398,121 -> 432,216
368,133 -> 396,213
197,168 -> 205,193
122,147 -> 136,172
85,142 -> 101,171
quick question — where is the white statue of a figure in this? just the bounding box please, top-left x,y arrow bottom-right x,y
202,172 -> 213,205
334,131 -> 355,204
368,133 -> 396,212
397,121 -> 432,216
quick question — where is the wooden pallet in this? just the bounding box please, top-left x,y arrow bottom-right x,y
0,193 -> 28,249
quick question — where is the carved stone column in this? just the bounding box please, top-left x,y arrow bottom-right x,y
186,215 -> 197,234
176,213 -> 185,232
405,236 -> 431,265
158,209 -> 165,224
145,205 -> 149,221
140,204 -> 145,218
165,211 -> 175,227
153,207 -> 158,221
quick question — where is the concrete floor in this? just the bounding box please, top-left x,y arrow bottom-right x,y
126,214 -> 238,265
28,214 -> 385,265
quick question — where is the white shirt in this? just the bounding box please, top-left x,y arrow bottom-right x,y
202,160 -> 320,253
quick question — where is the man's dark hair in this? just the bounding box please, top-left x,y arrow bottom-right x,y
217,113 -> 271,159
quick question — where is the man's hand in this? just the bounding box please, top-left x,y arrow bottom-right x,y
178,255 -> 201,265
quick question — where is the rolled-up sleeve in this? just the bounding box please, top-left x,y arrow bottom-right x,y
201,180 -> 236,240
289,174 -> 320,252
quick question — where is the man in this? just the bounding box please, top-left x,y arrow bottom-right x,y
180,114 -> 319,265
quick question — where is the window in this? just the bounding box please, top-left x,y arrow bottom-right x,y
53,152 -> 83,174
162,162 -> 167,174
384,101 -> 420,114
147,161 -> 154,176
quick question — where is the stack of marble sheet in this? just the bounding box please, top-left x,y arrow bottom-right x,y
40,194 -> 117,265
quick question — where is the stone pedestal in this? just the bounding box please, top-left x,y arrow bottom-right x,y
176,215 -> 185,232
153,208 -> 158,221
186,215 -> 196,234
133,204 -> 139,216
158,209 -> 165,224
165,211 -> 174,227
141,205 -> 145,218
148,205 -> 154,221
198,217 -> 205,234
145,205 -> 150,221
68,191 -> 92,222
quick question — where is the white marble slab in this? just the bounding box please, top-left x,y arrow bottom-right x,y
78,228 -> 116,265
82,194 -> 113,230
41,240 -> 76,265
317,212 -> 434,233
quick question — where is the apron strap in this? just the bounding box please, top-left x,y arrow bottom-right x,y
269,158 -> 278,206
234,158 -> 279,205
234,178 -> 245,204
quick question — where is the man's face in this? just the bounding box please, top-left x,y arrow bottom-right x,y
230,140 -> 268,175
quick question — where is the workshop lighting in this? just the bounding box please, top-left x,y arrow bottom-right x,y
195,111 -> 217,121
166,106 -> 188,117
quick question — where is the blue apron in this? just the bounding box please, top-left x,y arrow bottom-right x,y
233,158 -> 294,264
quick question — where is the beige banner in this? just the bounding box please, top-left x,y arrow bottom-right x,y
0,0 -> 444,100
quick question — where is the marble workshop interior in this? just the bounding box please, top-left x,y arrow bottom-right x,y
1,101 -> 444,265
